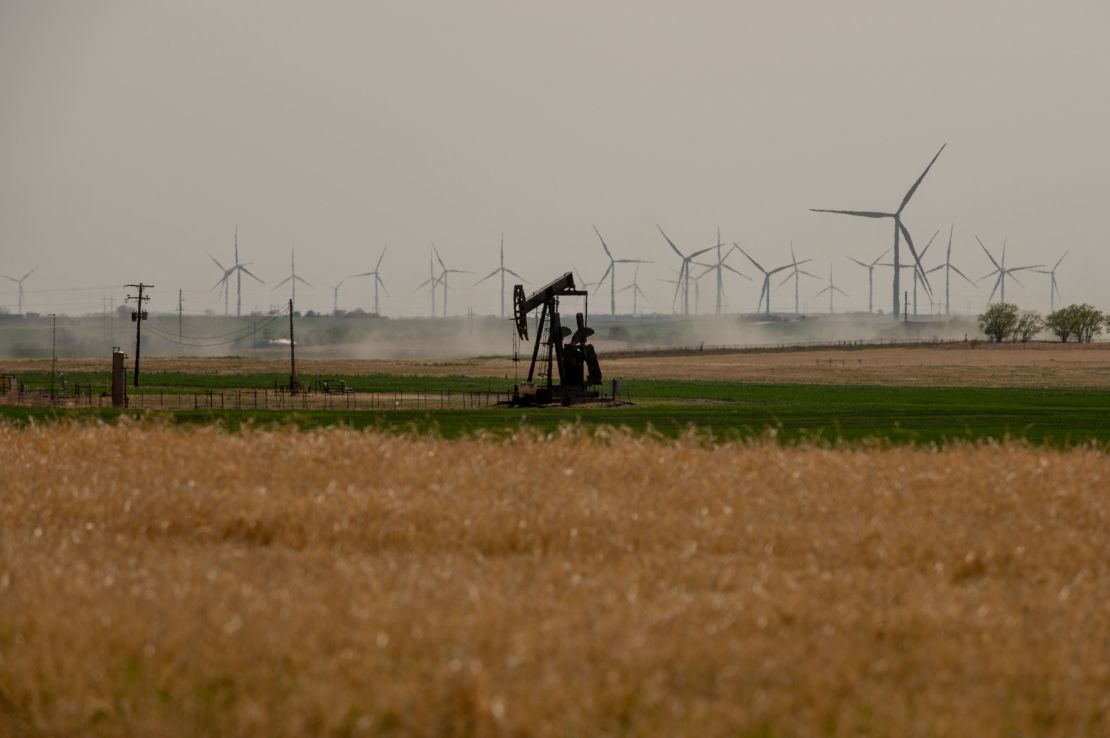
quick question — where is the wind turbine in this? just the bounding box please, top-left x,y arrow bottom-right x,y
474,235 -> 527,318
707,228 -> 749,316
736,245 -> 808,315
879,229 -> 939,317
0,268 -> 35,315
331,278 -> 347,314
690,266 -> 713,314
431,243 -> 472,319
695,242 -> 751,315
413,251 -> 443,317
925,225 -> 976,315
1033,252 -> 1068,312
348,246 -> 389,315
273,248 -> 312,306
209,256 -> 232,316
846,248 -> 889,314
211,226 -> 264,317
617,264 -> 648,315
811,144 -> 946,318
657,225 -> 714,316
976,236 -> 1042,305
814,263 -> 848,314
593,226 -> 651,315
659,272 -> 682,314
778,242 -> 820,314
573,266 -> 598,292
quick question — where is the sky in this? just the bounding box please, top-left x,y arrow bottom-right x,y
1,0 -> 1108,318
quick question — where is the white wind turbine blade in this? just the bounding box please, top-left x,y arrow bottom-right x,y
897,220 -> 932,295
592,225 -> 613,260
721,264 -> 751,281
593,263 -> 613,293
735,244 -> 766,274
897,144 -> 946,215
869,248 -> 889,267
975,235 -> 1001,270
657,225 -> 684,259
810,208 -> 892,219
950,265 -> 977,287
474,269 -> 500,285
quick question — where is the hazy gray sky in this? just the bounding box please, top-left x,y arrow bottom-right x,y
2,0 -> 1108,317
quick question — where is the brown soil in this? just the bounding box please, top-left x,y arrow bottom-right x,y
6,342 -> 1110,388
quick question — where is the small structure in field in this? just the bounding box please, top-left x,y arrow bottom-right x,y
510,271 -> 604,406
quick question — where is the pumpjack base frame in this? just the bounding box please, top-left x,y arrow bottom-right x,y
509,384 -> 600,407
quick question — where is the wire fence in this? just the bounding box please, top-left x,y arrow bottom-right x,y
0,384 -> 511,411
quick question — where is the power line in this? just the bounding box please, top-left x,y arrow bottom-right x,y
143,305 -> 288,348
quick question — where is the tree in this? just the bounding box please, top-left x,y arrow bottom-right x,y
1074,304 -> 1105,343
1014,311 -> 1044,342
978,302 -> 1019,342
1046,304 -> 1105,343
1045,306 -> 1074,342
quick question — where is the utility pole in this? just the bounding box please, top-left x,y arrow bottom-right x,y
288,298 -> 298,392
125,283 -> 152,386
178,289 -> 183,339
50,313 -> 57,403
903,291 -> 909,324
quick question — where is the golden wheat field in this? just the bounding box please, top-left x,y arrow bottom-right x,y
1,423 -> 1108,737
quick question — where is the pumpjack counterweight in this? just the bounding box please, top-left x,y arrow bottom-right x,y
511,271 -> 602,406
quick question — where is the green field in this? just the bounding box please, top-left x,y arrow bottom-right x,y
4,372 -> 1109,446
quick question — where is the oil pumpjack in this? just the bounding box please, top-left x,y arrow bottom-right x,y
511,271 -> 603,406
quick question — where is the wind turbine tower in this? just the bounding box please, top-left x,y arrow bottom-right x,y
879,229 -> 939,317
